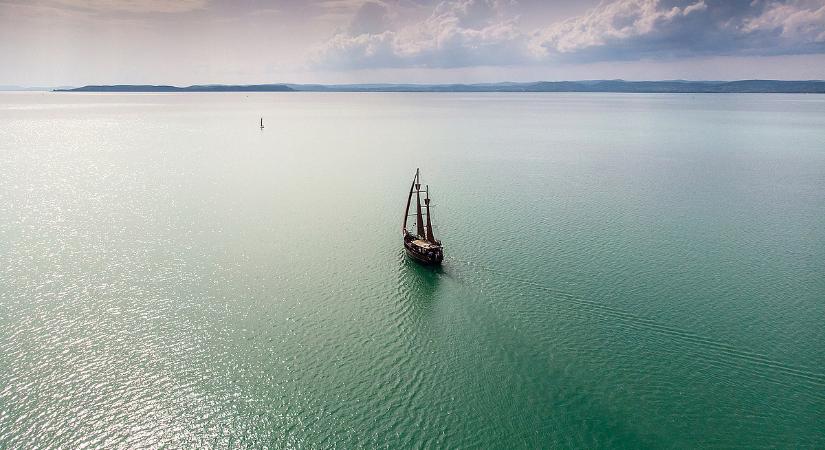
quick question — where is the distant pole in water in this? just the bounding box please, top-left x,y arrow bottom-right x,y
260,117 -> 264,129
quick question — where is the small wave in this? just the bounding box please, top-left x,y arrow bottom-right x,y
446,256 -> 825,389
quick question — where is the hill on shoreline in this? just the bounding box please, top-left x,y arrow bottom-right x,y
54,80 -> 825,94
57,84 -> 294,92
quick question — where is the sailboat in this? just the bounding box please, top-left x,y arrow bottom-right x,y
402,169 -> 444,265
260,117 -> 264,129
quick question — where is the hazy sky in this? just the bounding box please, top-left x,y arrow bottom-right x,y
1,0 -> 824,86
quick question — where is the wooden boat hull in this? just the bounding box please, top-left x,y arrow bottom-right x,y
403,234 -> 444,265
404,246 -> 443,265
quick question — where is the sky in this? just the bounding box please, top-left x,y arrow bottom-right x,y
1,0 -> 824,86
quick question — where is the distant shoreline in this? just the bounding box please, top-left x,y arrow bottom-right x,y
51,80 -> 825,94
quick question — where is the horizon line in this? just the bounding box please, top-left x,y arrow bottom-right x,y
42,79 -> 825,95
1,78 -> 825,91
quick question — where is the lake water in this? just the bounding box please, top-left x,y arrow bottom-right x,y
1,92 -> 824,448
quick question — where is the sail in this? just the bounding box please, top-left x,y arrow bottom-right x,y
415,189 -> 425,238
425,189 -> 435,242
403,170 -> 418,230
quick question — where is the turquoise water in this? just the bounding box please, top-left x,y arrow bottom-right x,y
1,92 -> 824,447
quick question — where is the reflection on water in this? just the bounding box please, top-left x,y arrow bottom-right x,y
396,251 -> 442,314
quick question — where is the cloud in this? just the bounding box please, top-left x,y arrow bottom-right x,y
347,0 -> 392,34
311,0 -> 530,68
743,0 -> 825,43
530,0 -> 825,61
534,0 -> 707,54
315,0 -> 377,22
49,0 -> 207,13
311,0 -> 825,69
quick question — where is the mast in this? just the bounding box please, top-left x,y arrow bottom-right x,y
415,186 -> 425,238
425,185 -> 435,242
403,169 -> 418,231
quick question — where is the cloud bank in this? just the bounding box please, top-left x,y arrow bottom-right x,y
312,0 -> 529,68
312,0 -> 825,68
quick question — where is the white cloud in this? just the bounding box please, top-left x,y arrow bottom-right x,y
529,0 -> 708,56
742,0 -> 825,43
683,0 -> 708,15
311,0 -> 530,68
310,0 -> 825,69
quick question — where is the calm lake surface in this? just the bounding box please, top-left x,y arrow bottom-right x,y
1,92 -> 824,448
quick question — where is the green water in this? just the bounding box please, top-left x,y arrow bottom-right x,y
1,92 -> 823,448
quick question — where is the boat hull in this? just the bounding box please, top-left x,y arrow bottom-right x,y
403,233 -> 444,265
404,246 -> 443,265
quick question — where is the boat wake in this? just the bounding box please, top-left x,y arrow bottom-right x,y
445,256 -> 825,391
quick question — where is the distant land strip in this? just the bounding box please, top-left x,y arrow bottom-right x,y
56,84 -> 295,92
55,80 -> 825,93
